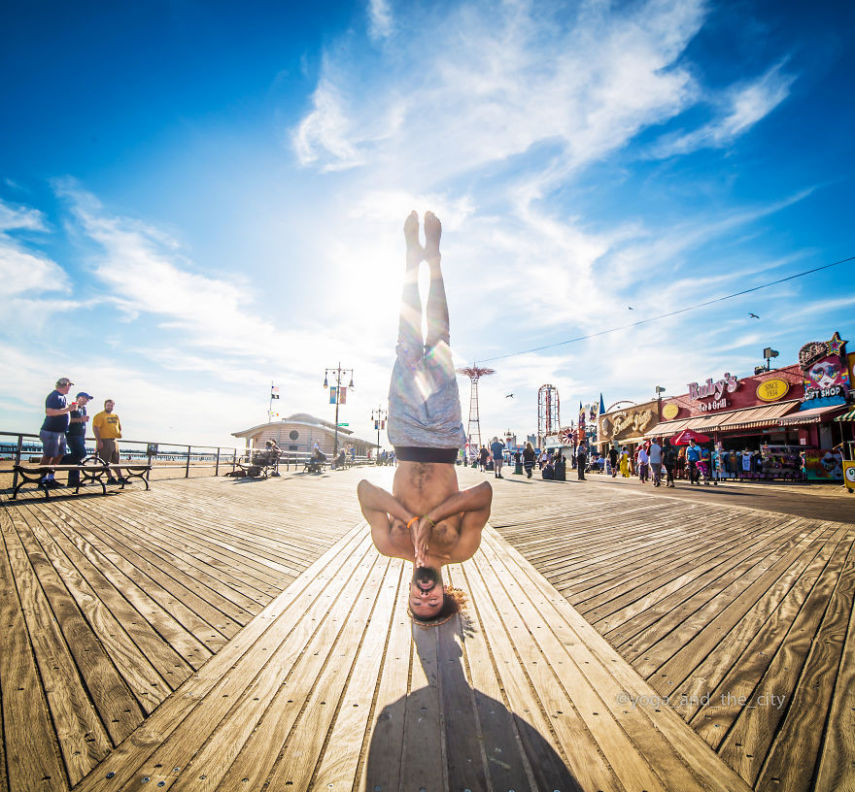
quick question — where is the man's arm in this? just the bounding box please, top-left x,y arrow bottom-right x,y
417,481 -> 493,562
356,480 -> 414,557
424,480 -> 492,525
45,394 -> 73,417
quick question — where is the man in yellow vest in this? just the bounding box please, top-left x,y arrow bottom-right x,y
93,399 -> 123,484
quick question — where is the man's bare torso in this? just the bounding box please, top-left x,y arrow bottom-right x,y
389,461 -> 463,562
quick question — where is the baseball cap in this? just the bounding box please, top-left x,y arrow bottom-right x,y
76,392 -> 94,399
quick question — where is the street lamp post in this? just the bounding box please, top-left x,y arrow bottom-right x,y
371,405 -> 388,460
323,363 -> 355,455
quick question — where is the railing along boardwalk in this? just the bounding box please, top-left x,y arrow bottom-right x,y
487,473 -> 855,792
0,466 -> 850,791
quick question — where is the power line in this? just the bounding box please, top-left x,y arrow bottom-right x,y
475,253 -> 855,365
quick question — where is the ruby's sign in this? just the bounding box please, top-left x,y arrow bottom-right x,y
688,373 -> 739,411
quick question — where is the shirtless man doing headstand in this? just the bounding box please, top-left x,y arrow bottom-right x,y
357,211 -> 492,625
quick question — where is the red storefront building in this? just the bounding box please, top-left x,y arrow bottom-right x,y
617,331 -> 853,482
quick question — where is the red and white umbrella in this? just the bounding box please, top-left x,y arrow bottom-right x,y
671,429 -> 711,446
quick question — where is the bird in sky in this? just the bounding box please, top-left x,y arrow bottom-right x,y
748,312 -> 760,319
627,306 -> 634,310
505,393 -> 514,398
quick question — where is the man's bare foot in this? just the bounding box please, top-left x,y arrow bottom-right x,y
404,211 -> 423,259
424,211 -> 441,260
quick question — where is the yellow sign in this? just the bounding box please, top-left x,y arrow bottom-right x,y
662,403 -> 679,420
756,378 -> 789,402
844,461 -> 855,493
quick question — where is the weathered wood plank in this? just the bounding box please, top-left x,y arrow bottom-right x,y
755,533 -> 855,791
445,564 -> 538,792
21,506 -> 178,714
3,514 -> 112,787
43,507 -> 213,669
813,535 -> 855,792
210,538 -> 382,791
722,533 -> 855,788
359,562 -> 414,792
683,523 -> 851,732
311,559 -> 404,790
462,547 -> 621,792
487,531 -> 753,792
75,525 -> 367,792
475,538 -> 669,792
0,510 -> 67,792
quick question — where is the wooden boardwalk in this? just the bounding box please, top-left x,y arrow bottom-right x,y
0,467 -> 851,791
487,471 -> 855,792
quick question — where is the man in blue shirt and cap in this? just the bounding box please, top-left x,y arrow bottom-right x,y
66,392 -> 93,488
39,377 -> 75,487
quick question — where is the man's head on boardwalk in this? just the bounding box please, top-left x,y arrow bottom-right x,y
408,565 -> 467,627
408,565 -> 464,627
409,565 -> 444,620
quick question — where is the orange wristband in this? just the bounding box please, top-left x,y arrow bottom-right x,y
407,516 -> 419,531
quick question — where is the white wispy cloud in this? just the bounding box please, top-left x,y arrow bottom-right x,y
0,198 -> 70,298
284,0 -> 808,425
650,61 -> 796,158
368,0 -> 393,41
294,0 -> 704,182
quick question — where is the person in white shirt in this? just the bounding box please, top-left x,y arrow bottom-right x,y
637,445 -> 649,483
648,440 -> 663,487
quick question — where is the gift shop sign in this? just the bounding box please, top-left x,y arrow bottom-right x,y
799,332 -> 850,401
688,373 -> 739,412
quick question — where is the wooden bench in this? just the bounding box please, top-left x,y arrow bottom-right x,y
104,463 -> 153,490
10,460 -> 152,500
236,452 -> 280,479
303,458 -> 329,474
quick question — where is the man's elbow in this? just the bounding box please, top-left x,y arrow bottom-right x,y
357,479 -> 373,503
476,480 -> 493,506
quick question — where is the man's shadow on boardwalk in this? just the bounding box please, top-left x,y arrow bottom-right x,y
365,614 -> 582,792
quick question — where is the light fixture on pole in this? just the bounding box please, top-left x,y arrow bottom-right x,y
371,405 -> 387,458
323,362 -> 355,455
655,385 -> 666,401
763,347 -> 779,371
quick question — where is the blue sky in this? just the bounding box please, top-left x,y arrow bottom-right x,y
2,0 -> 853,449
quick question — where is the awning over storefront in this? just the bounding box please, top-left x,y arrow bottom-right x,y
645,415 -> 718,437
835,407 -> 855,422
779,404 -> 847,425
645,400 -> 801,437
715,400 -> 801,430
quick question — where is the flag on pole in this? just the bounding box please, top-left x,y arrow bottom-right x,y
578,401 -> 586,429
339,387 -> 347,404
599,393 -> 606,415
271,385 -> 280,399
329,387 -> 337,404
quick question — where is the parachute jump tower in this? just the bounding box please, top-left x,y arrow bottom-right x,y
537,384 -> 560,447
457,366 -> 495,452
